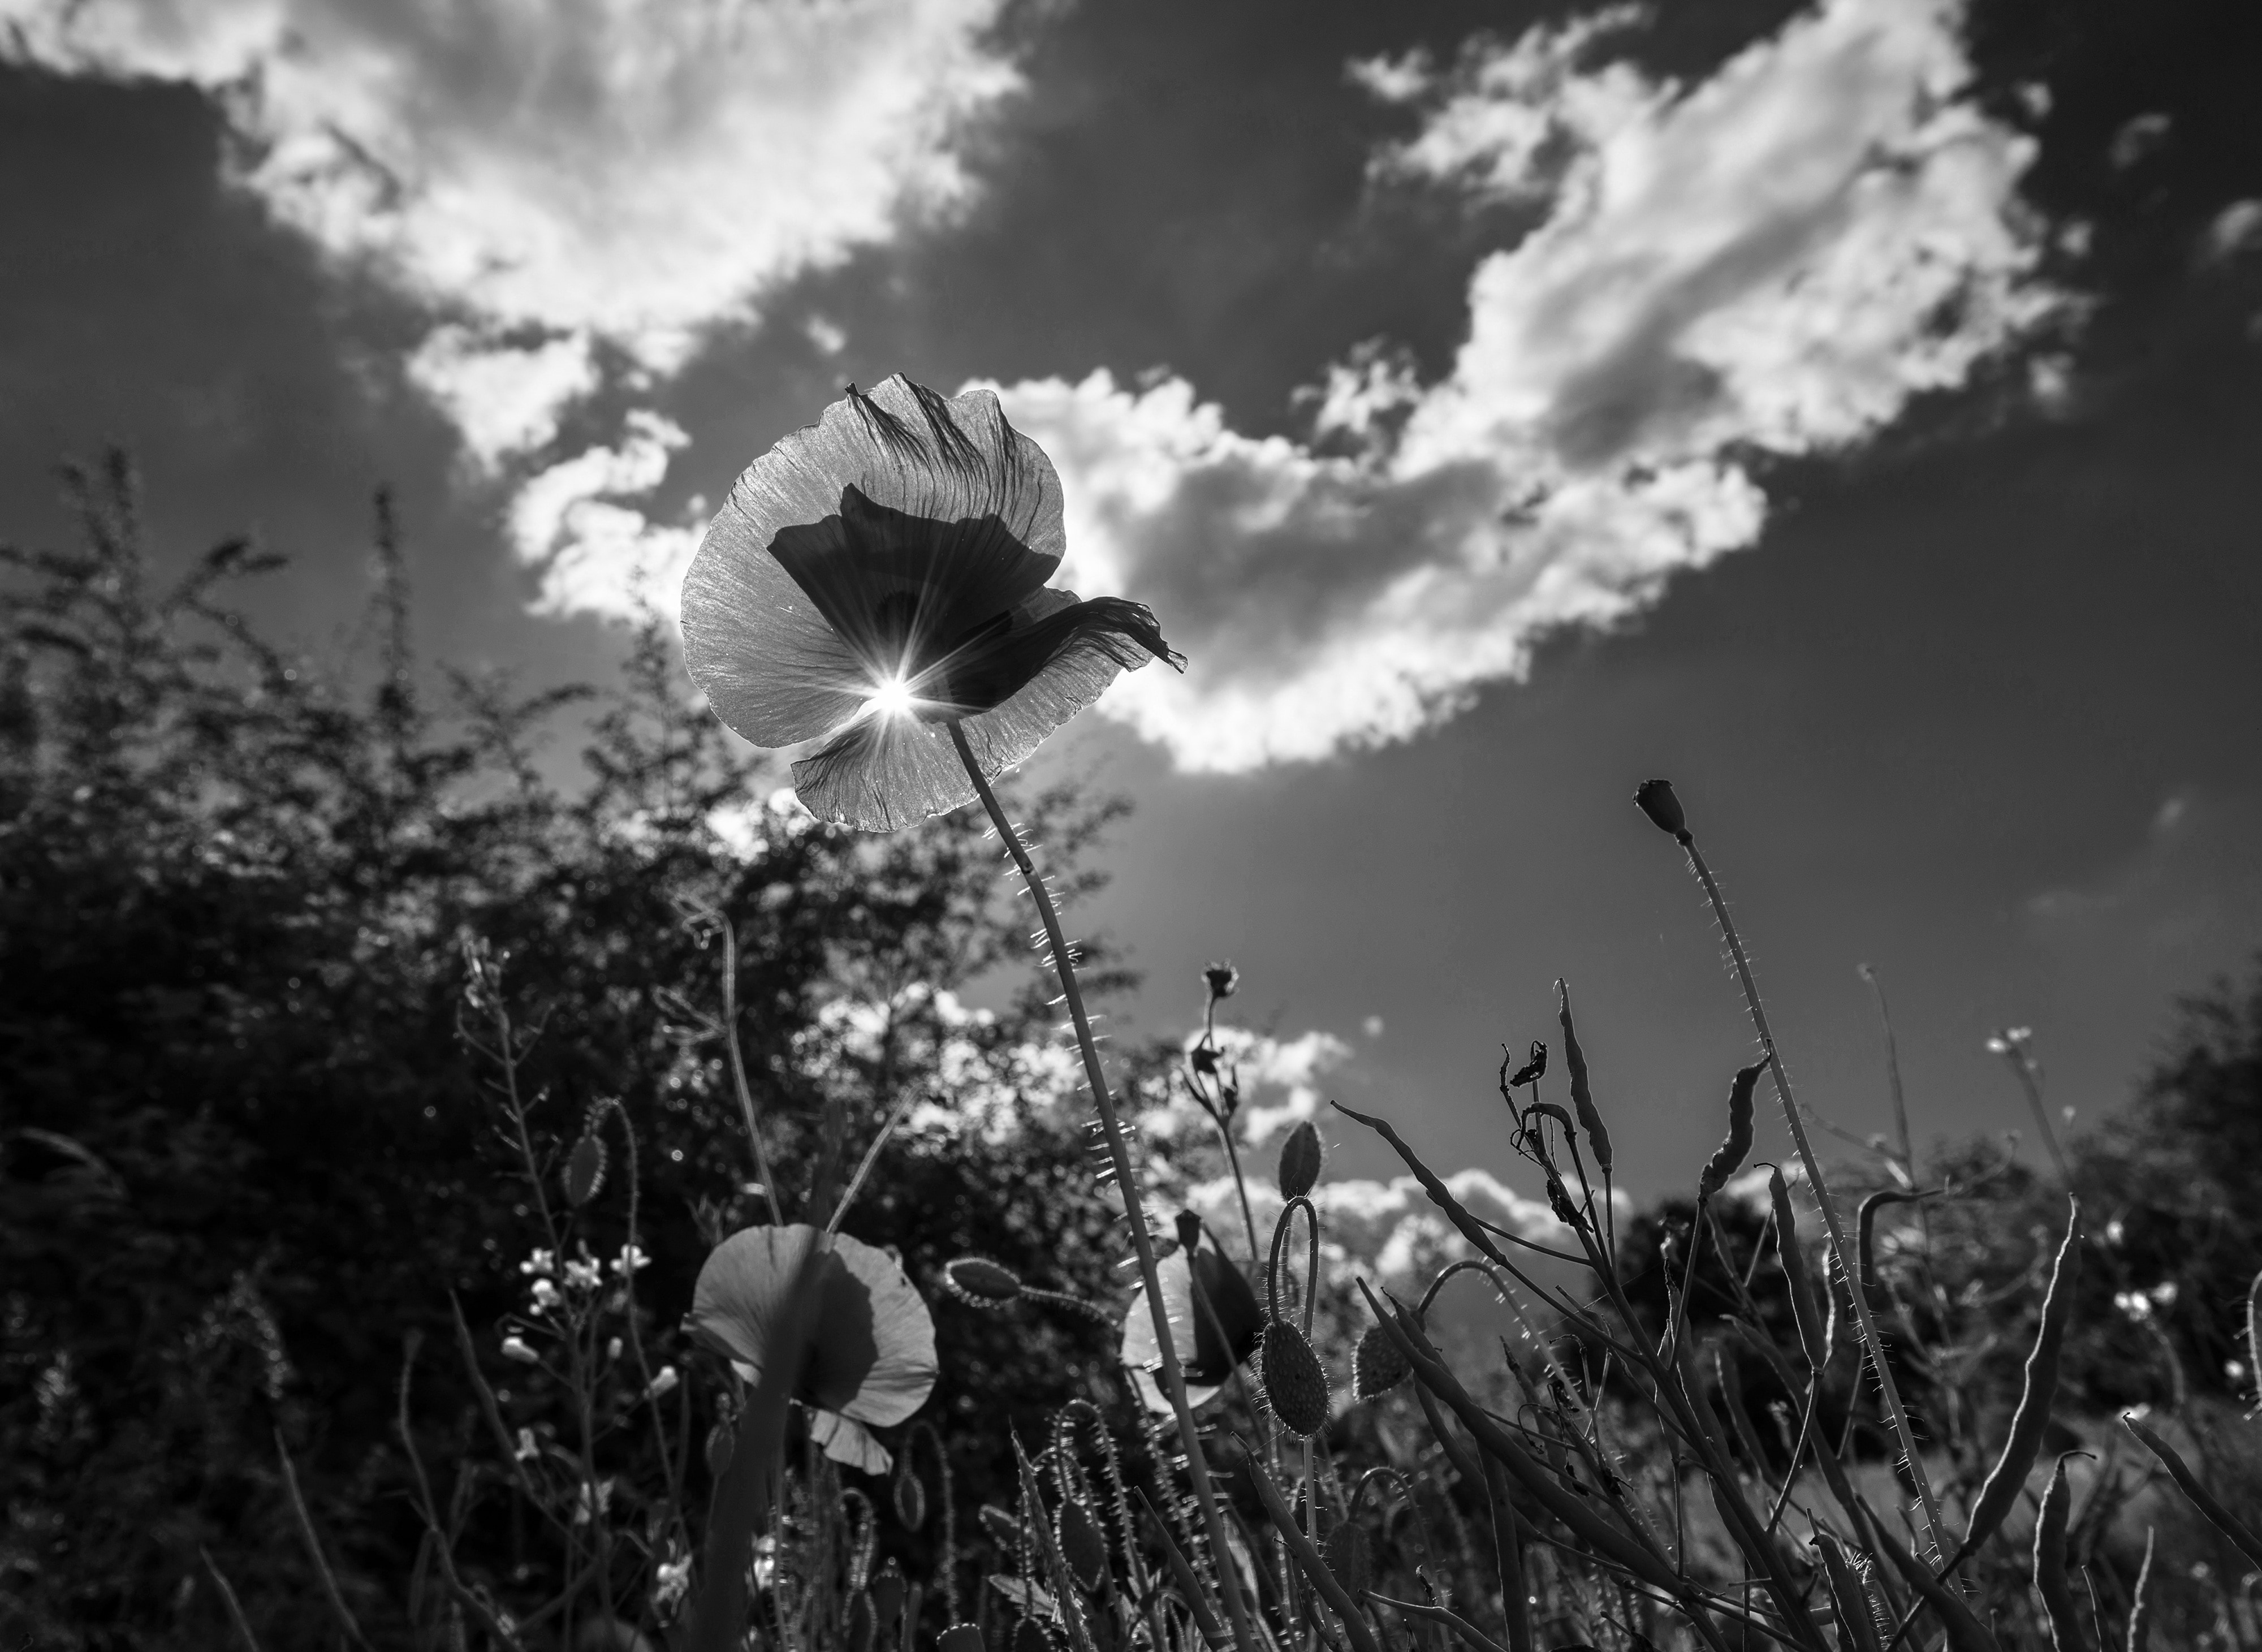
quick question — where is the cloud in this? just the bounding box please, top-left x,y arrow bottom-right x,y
504,411 -> 705,619
993,0 -> 2060,771
2,0 -> 1025,592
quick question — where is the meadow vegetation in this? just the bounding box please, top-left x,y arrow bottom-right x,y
5,457 -> 2260,1650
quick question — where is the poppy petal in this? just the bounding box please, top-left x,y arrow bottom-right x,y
789,591 -> 1182,831
690,1226 -> 936,1426
682,376 -> 1065,748
809,1409 -> 894,1475
1119,1250 -> 1225,1415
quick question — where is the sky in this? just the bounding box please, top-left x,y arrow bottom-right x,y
3,0 -> 2259,1211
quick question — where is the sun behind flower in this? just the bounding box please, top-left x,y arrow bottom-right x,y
681,374 -> 1184,831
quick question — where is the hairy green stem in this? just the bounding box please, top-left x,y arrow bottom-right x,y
949,722 -> 1258,1652
1682,836 -> 1947,1561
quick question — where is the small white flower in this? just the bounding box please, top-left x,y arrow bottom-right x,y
530,1278 -> 563,1313
515,1427 -> 539,1462
645,1364 -> 680,1401
519,1248 -> 556,1278
564,1259 -> 603,1293
2114,1290 -> 2152,1323
501,1335 -> 540,1365
2150,1280 -> 2179,1308
606,1336 -> 624,1362
572,1478 -> 613,1526
611,1243 -> 652,1277
654,1554 -> 693,1610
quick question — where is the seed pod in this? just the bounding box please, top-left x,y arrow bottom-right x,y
1556,981 -> 1612,1175
893,1455 -> 927,1529
847,1590 -> 877,1652
1056,1498 -> 1108,1594
1956,1202 -> 2081,1567
2032,1455 -> 2082,1652
1767,1166 -> 1828,1371
565,1132 -> 607,1207
943,1256 -> 1022,1310
1323,1520 -> 1372,1605
978,1504 -> 1023,1550
938,1627 -> 984,1652
1012,1616 -> 1055,1652
871,1560 -> 909,1625
1262,1319 -> 1331,1438
1698,1060 -> 1766,1201
2123,1412 -> 2262,1571
2127,1526 -> 2156,1652
1278,1121 -> 1324,1200
1811,1528 -> 1884,1652
1634,778 -> 1690,842
1353,1323 -> 1412,1400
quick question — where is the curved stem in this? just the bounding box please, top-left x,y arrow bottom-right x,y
948,722 -> 1258,1652
1682,835 -> 1947,1562
720,919 -> 785,1227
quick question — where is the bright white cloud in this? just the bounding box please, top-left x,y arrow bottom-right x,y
507,412 -> 703,619
994,0 -> 2058,771
2,0 -> 1024,560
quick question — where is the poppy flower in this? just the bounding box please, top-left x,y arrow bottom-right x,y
680,374 -> 1184,831
1119,1213 -> 1262,1412
691,1224 -> 937,1474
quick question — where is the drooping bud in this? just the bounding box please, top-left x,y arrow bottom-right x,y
1057,1498 -> 1109,1593
1634,778 -> 1691,842
1261,1319 -> 1331,1438
1352,1324 -> 1411,1400
938,1628 -> 985,1652
942,1256 -> 1022,1310
565,1132 -> 607,1207
1277,1121 -> 1324,1200
1204,962 -> 1240,1002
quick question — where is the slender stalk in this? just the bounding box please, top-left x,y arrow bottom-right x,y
721,918 -> 787,1226
1857,965 -> 1914,1183
1681,837 -> 1947,1560
1991,1034 -> 2071,1181
948,721 -> 1259,1652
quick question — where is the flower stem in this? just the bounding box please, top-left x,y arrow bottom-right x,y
1681,835 -> 1949,1562
948,722 -> 1259,1652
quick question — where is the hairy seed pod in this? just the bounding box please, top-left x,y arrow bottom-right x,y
1957,1201 -> 2082,1567
1353,1323 -> 1411,1400
943,1256 -> 1022,1309
1768,1166 -> 1828,1371
1323,1520 -> 1372,1605
2127,1526 -> 2157,1652
2124,1412 -> 2262,1570
1556,981 -> 1612,1175
1277,1120 -> 1324,1200
1263,1320 -> 1331,1438
2033,1455 -> 2082,1652
846,1590 -> 877,1652
1698,1060 -> 1765,1201
938,1628 -> 984,1652
1634,777 -> 1690,842
977,1504 -> 1022,1550
565,1132 -> 607,1207
1012,1617 -> 1055,1652
1811,1529 -> 1884,1652
871,1561 -> 908,1625
1057,1498 -> 1108,1594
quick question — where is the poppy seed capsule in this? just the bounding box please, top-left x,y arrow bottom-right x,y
1262,1319 -> 1331,1437
1352,1323 -> 1412,1400
1634,778 -> 1691,842
1277,1121 -> 1324,1200
942,1256 -> 1022,1309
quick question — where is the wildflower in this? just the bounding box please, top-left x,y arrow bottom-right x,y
644,1364 -> 680,1401
654,1553 -> 693,1612
690,1224 -> 937,1473
519,1248 -> 556,1277
515,1426 -> 539,1462
606,1336 -> 623,1362
528,1278 -> 562,1313
563,1257 -> 603,1293
610,1242 -> 651,1277
500,1335 -> 540,1365
680,375 -> 1184,831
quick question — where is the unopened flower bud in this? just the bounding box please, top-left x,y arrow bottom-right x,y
500,1335 -> 539,1365
1634,778 -> 1690,842
1204,962 -> 1239,1002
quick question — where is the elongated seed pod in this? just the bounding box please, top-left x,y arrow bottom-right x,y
2123,1412 -> 2262,1570
1699,1060 -> 1765,1201
1813,1529 -> 1885,1652
1858,1189 -> 1927,1297
1952,1201 -> 2082,1571
1556,981 -> 1612,1175
2032,1455 -> 2084,1652
2126,1526 -> 2156,1652
2247,1270 -> 2261,1410
1768,1167 -> 1828,1371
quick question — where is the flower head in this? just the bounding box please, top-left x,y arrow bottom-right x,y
690,1223 -> 938,1469
682,375 -> 1184,831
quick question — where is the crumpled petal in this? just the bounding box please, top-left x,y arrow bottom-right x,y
809,1409 -> 893,1475
690,1224 -> 937,1427
789,590 -> 1180,831
683,376 -> 1065,748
